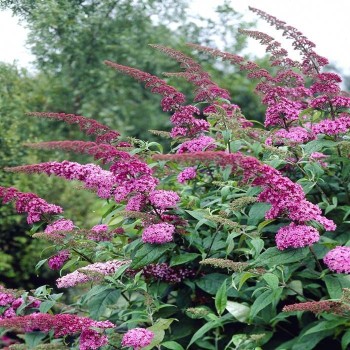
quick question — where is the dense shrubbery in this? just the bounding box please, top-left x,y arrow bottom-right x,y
2,6 -> 350,350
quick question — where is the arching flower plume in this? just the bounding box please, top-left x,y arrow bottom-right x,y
154,151 -> 336,232
25,140 -> 131,164
0,186 -> 63,224
6,162 -> 117,199
104,60 -> 186,111
151,44 -> 231,102
27,112 -> 120,144
56,260 -> 131,288
0,313 -> 114,350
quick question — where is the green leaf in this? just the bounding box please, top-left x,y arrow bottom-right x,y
39,300 -> 56,313
162,341 -> 185,350
186,210 -> 205,221
303,139 -> 336,154
253,247 -> 309,267
341,330 -> 350,350
35,259 -> 48,271
247,203 -> 271,226
226,301 -> 250,323
262,273 -> 279,290
87,288 -> 120,319
238,272 -> 255,290
250,238 -> 264,257
131,243 -> 175,269
215,281 -> 227,315
196,273 -> 237,297
151,318 -> 176,331
24,332 -> 46,348
187,320 -> 219,349
170,253 -> 200,267
257,219 -> 275,232
303,320 -> 344,337
297,179 -> 316,194
323,274 -> 350,298
250,290 -> 275,318
143,319 -> 175,349
286,280 -> 303,296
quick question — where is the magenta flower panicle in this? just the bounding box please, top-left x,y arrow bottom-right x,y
27,112 -> 120,144
6,161 -> 117,200
88,224 -> 113,241
275,223 -> 320,250
323,246 -> 350,273
154,151 -> 336,232
0,186 -> 63,224
149,190 -> 180,210
0,313 -> 114,350
104,60 -> 185,111
177,167 -> 197,183
45,219 -> 75,234
121,328 -> 154,349
48,250 -> 70,270
150,44 -> 231,102
25,140 -> 130,164
177,136 -> 216,154
56,260 -> 131,288
143,263 -> 195,283
142,223 -> 175,244
248,7 -> 329,76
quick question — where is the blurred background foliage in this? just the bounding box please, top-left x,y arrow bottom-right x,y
0,0 -> 267,288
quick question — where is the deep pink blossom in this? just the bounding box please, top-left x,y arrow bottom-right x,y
267,126 -> 315,145
155,151 -> 336,232
311,115 -> 350,135
27,112 -> 120,144
121,328 -> 154,349
149,190 -> 180,209
265,99 -> 303,127
324,246 -> 350,273
177,167 -> 197,183
283,300 -> 342,314
126,194 -> 147,211
0,293 -> 15,307
0,186 -> 63,224
80,329 -> 109,350
177,136 -> 216,153
142,223 -> 175,244
143,263 -> 195,283
48,250 -> 70,270
7,162 -> 117,199
310,152 -> 328,167
0,313 -> 114,346
88,224 -> 113,241
275,223 -> 320,250
169,105 -> 210,138
45,219 -> 75,234
105,60 -> 186,112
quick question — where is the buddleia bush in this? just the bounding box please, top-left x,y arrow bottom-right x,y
2,7 -> 350,350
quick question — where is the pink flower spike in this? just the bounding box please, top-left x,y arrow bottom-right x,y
45,219 -> 75,234
275,223 -> 320,250
149,190 -> 180,210
177,167 -> 197,183
48,250 -> 70,270
324,246 -> 350,273
142,223 -> 175,244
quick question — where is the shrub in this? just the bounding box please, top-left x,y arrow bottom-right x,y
1,6 -> 350,350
